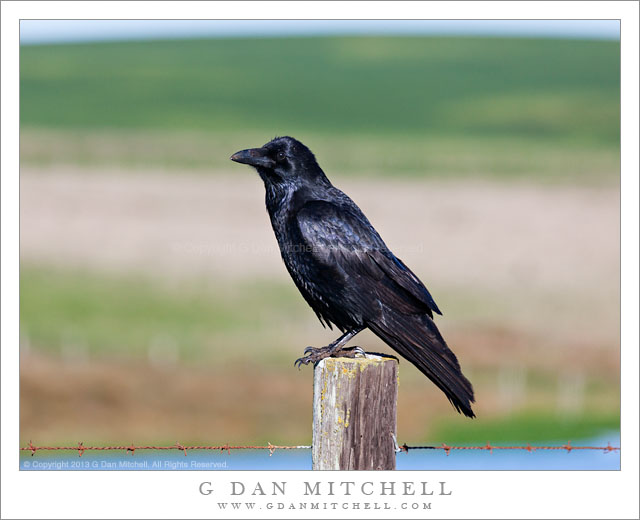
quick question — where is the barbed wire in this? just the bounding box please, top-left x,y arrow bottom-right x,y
21,441 -> 311,457
398,441 -> 619,456
21,440 -> 619,458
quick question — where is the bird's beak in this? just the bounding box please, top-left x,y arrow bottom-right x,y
230,148 -> 275,169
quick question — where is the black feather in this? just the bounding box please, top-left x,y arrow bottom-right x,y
231,136 -> 475,417
368,310 -> 475,418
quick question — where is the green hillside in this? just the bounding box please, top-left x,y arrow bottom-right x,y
20,37 -> 620,180
21,36 -> 619,142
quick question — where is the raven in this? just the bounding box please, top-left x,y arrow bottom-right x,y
231,136 -> 475,418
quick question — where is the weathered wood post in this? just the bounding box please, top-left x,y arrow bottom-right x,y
312,354 -> 398,470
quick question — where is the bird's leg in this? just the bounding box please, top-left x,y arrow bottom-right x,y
294,327 -> 365,368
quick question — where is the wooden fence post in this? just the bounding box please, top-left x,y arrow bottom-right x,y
312,354 -> 398,470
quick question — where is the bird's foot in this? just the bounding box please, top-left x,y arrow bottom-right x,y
294,345 -> 365,369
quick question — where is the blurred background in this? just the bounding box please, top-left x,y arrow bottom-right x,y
20,21 -> 620,449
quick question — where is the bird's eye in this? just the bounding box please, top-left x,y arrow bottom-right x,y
277,151 -> 286,161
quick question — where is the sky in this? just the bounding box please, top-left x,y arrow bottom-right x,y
20,20 -> 620,45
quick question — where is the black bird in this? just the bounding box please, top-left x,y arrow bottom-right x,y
231,136 -> 475,418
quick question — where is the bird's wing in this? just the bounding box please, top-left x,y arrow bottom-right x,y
296,199 -> 441,317
296,199 -> 474,417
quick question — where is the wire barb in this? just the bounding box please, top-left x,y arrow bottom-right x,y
20,441 -> 619,457
175,442 -> 187,457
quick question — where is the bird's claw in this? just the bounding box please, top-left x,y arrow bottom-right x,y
333,346 -> 365,359
294,347 -> 327,369
293,345 -> 366,369
349,346 -> 366,358
294,346 -> 321,368
294,356 -> 311,369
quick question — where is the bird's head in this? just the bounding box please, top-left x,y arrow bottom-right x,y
230,136 -> 327,188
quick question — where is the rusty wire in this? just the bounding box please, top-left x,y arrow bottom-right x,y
21,440 -> 619,458
21,441 -> 311,457
398,441 -> 620,456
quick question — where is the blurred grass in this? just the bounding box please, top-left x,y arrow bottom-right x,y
20,264 -> 618,369
20,265 -> 619,443
432,411 -> 619,444
20,129 -> 619,183
20,36 -> 620,182
20,264 -> 307,365
19,35 -> 620,444
20,37 -> 620,140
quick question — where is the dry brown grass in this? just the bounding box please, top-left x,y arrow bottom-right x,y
20,167 -> 619,291
20,167 -> 620,339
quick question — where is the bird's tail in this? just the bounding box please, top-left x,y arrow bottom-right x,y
368,309 -> 475,418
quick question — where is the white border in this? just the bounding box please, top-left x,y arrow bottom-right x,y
2,2 -> 638,519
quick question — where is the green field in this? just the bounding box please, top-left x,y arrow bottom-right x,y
20,265 -> 307,365
19,36 -> 620,445
20,36 -> 620,181
20,265 -> 619,444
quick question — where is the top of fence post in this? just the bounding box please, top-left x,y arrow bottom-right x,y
312,354 -> 398,470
